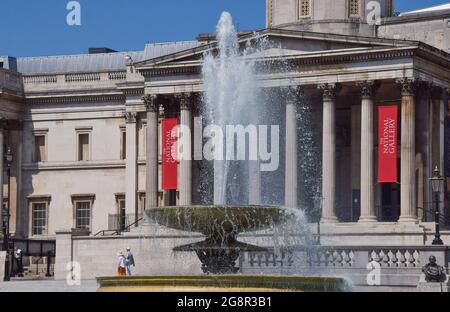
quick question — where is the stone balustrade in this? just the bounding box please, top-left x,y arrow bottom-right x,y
239,245 -> 450,288
22,70 -> 127,92
0,68 -> 23,93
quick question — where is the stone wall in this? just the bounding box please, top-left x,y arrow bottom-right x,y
54,227 -> 205,280
378,12 -> 450,53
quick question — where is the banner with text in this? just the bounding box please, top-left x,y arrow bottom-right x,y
378,106 -> 398,183
162,118 -> 178,190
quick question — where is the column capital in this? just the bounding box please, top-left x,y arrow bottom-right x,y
174,92 -> 192,111
124,111 -> 137,124
142,94 -> 159,112
280,86 -> 305,104
395,78 -> 418,96
318,83 -> 341,101
356,80 -> 380,99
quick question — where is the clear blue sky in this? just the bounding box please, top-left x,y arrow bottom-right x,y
0,0 -> 448,57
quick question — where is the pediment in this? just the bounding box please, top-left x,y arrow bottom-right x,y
135,28 -> 416,70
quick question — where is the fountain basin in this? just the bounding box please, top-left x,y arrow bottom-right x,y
145,205 -> 292,274
97,275 -> 350,292
145,205 -> 290,236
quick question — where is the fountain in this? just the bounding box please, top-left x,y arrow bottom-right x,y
145,205 -> 290,274
97,12 -> 349,292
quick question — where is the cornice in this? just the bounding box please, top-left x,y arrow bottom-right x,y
141,47 -> 420,78
26,93 -> 126,105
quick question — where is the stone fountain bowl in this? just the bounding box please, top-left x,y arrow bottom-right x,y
97,275 -> 351,292
145,205 -> 290,237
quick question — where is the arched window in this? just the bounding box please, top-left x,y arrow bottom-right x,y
349,0 -> 360,17
299,0 -> 311,18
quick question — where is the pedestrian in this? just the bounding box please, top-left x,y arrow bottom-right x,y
125,247 -> 135,276
15,248 -> 24,277
117,251 -> 126,276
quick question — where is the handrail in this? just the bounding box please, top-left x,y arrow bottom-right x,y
124,218 -> 144,232
94,217 -> 144,237
94,230 -> 120,237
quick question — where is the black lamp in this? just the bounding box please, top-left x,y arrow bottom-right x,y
429,166 -> 444,245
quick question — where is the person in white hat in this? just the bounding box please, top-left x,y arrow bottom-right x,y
117,251 -> 126,276
125,247 -> 135,276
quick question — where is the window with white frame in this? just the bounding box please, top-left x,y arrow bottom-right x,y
32,203 -> 47,235
299,0 -> 311,18
72,194 -> 95,230
349,0 -> 360,17
28,196 -> 51,236
115,194 -> 126,231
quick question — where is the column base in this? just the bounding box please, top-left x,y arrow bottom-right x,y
358,216 -> 377,223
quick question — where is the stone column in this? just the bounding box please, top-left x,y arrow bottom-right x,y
125,112 -> 138,223
284,87 -> 302,208
176,93 -> 192,206
318,83 -> 340,223
430,86 -> 445,213
396,78 -> 418,222
143,95 -> 159,209
248,161 -> 261,205
357,81 -> 378,222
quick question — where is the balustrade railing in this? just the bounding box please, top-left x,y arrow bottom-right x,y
241,246 -> 446,271
22,70 -> 127,85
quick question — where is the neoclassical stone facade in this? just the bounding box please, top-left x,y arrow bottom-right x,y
0,2 -> 450,247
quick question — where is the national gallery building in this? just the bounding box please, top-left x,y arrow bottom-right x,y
1,0 -> 450,246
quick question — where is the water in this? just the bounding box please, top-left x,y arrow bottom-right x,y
202,12 -> 262,206
144,11 -> 326,278
199,12 -> 319,272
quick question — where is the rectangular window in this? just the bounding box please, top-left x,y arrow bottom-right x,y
138,192 -> 146,214
75,201 -> 91,230
34,135 -> 46,162
119,198 -> 126,231
299,0 -> 311,18
78,133 -> 90,161
121,129 -> 126,160
349,0 -> 359,16
32,203 -> 47,235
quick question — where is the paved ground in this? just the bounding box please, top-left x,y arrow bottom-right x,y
0,279 -> 98,292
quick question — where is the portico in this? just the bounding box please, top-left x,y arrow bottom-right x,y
133,29 -> 450,240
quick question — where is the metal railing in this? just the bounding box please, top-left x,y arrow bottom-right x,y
94,216 -> 144,236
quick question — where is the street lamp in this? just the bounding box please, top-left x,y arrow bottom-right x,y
429,166 -> 444,245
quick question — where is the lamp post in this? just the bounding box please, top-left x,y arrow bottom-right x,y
429,166 -> 444,246
2,147 -> 12,281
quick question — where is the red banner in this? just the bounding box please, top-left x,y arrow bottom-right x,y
162,118 -> 178,190
378,106 -> 398,183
